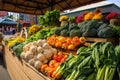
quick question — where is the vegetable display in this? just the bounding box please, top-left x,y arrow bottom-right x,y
47,35 -> 86,50
78,20 -> 116,38
20,39 -> 57,70
6,8 -> 120,80
54,23 -> 81,37
12,28 -> 55,57
52,42 -> 120,80
28,25 -> 42,36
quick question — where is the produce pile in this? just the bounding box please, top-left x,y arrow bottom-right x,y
28,25 -> 42,36
11,28 -> 55,57
20,39 -> 57,70
5,9 -> 120,80
7,37 -> 25,48
52,42 -> 120,80
47,35 -> 86,50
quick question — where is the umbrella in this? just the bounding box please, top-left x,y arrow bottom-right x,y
0,0 -> 104,15
0,18 -> 17,25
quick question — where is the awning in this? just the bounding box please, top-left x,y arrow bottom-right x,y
0,0 -> 104,15
0,18 -> 17,25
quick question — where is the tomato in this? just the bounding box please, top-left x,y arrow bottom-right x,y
49,60 -> 57,68
72,36 -> 80,43
56,56 -> 63,62
58,36 -> 66,43
41,64 -> 48,72
62,43 -> 68,49
44,66 -> 51,75
53,53 -> 58,60
66,38 -> 72,44
72,36 -> 80,46
56,52 -> 63,62
54,62 -> 61,68
79,37 -> 86,43
55,42 -> 62,48
47,67 -> 56,77
51,71 -> 57,78
60,56 -> 67,63
68,44 -> 75,50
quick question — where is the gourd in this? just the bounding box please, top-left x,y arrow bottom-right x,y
42,59 -> 48,64
43,50 -> 53,59
51,48 -> 57,54
20,52 -> 26,59
28,58 -> 37,66
32,41 -> 38,46
36,53 -> 46,62
29,46 -> 37,54
37,46 -> 44,53
25,51 -> 34,61
36,39 -> 43,46
42,43 -> 52,49
34,60 -> 43,70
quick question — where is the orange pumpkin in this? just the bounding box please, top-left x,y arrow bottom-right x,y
58,36 -> 66,43
79,37 -> 86,43
55,41 -> 62,48
62,43 -> 69,49
68,44 -> 75,50
49,60 -> 57,68
66,38 -> 72,44
41,64 -> 48,72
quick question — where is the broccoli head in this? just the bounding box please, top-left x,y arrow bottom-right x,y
54,27 -> 61,35
98,26 -> 115,38
70,29 -> 82,38
60,29 -> 69,37
69,23 -> 79,31
61,24 -> 69,30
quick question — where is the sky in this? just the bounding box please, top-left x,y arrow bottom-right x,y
107,0 -> 120,7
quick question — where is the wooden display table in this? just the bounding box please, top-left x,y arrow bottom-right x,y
4,44 -> 50,80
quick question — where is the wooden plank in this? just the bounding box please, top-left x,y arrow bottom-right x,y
4,42 -> 51,80
86,38 -> 115,42
4,46 -> 30,80
22,60 -> 50,80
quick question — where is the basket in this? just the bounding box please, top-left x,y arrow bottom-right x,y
110,18 -> 120,26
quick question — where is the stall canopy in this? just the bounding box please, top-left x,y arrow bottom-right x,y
0,0 -> 104,15
0,18 -> 17,25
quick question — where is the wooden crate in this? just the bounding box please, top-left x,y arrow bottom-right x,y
84,37 -> 117,46
4,44 -> 50,80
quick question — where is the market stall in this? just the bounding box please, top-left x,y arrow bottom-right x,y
1,0 -> 120,80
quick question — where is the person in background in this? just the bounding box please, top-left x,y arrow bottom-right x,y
20,26 -> 28,38
12,27 -> 16,34
10,26 -> 13,35
6,27 -> 9,35
2,26 -> 4,34
0,32 -> 4,61
0,27 -> 1,32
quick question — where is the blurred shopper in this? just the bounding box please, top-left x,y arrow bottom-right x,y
10,26 -> 13,35
0,32 -> 4,61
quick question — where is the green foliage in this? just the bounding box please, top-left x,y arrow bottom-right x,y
111,25 -> 120,36
68,16 -> 76,22
13,44 -> 24,57
38,9 -> 60,27
11,42 -> 21,49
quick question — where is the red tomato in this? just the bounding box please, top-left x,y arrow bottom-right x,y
60,56 -> 67,63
